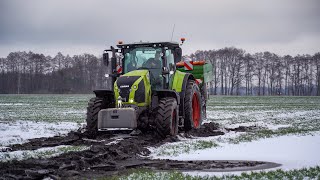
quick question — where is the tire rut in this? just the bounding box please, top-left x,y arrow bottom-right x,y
0,123 -> 279,179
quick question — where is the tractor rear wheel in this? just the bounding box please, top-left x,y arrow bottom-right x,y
155,97 -> 179,138
86,97 -> 107,138
184,80 -> 202,131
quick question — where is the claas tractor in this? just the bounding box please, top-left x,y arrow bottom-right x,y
86,39 -> 213,138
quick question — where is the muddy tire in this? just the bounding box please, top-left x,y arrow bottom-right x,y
137,112 -> 149,133
86,97 -> 107,138
184,80 -> 202,131
155,97 -> 179,138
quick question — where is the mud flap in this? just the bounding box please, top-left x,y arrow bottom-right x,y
98,108 -> 137,130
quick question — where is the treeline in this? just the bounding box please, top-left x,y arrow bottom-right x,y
191,48 -> 320,96
0,52 -> 107,93
1,48 -> 320,95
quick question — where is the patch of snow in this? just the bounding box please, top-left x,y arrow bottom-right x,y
0,120 -> 79,147
155,133 -> 320,175
105,134 -> 133,145
224,121 -> 291,130
274,111 -> 315,119
213,105 -> 270,109
105,138 -> 125,145
207,109 -> 320,123
182,168 -> 277,177
0,103 -> 30,106
149,131 -> 243,157
0,145 -> 88,162
61,110 -> 86,115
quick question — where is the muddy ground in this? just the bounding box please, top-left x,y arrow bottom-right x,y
0,123 -> 279,179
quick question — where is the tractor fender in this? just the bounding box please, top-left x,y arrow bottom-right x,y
93,89 -> 115,100
154,90 -> 180,104
93,89 -> 115,108
181,73 -> 195,93
151,90 -> 180,111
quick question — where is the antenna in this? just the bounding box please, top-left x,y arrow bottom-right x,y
170,24 -> 175,41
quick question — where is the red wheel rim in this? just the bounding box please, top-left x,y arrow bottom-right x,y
171,109 -> 177,134
192,92 -> 200,128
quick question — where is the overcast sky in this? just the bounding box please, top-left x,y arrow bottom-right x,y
0,0 -> 319,57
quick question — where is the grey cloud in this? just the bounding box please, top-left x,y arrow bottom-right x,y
0,0 -> 319,57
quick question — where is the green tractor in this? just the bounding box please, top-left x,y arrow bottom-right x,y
86,39 -> 212,138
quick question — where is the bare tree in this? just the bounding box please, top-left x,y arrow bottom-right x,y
314,53 -> 320,96
243,54 -> 255,95
253,53 -> 264,95
1,49 -> 319,95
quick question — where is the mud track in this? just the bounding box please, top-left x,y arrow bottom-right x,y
0,123 -> 280,179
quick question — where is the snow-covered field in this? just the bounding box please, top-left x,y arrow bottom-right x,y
153,133 -> 320,177
0,145 -> 88,162
0,120 -> 79,146
149,96 -> 320,178
0,94 -> 89,146
0,95 -> 320,179
0,94 -> 89,160
0,94 -> 89,123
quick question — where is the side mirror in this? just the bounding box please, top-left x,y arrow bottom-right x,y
103,51 -> 109,66
174,48 -> 182,63
111,57 -> 117,73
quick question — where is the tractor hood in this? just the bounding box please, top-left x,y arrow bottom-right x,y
123,69 -> 149,77
114,70 -> 151,107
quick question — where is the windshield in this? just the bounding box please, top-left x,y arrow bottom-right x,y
124,47 -> 162,73
123,47 -> 163,89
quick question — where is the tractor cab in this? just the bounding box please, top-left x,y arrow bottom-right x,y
123,47 -> 165,89
103,41 -> 183,90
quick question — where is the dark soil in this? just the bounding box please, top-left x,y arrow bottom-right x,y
0,123 -> 279,179
226,125 -> 261,132
187,122 -> 224,137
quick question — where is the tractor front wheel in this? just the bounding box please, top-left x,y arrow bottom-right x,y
86,97 -> 107,138
184,80 -> 202,131
155,97 -> 179,138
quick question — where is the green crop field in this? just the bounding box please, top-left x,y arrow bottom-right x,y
1,95 -> 320,148
0,94 -> 91,123
1,95 -> 319,125
0,95 -> 320,179
153,96 -> 320,156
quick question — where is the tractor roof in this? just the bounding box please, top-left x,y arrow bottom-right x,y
117,41 -> 180,49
